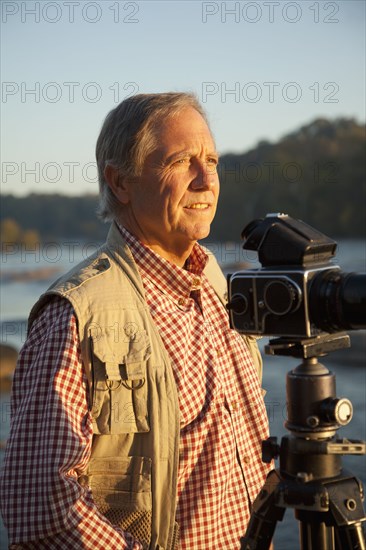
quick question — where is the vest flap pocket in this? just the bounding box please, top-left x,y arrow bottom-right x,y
79,456 -> 152,547
90,333 -> 151,434
91,329 -> 151,365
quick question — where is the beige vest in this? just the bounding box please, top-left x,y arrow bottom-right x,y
28,223 -> 262,550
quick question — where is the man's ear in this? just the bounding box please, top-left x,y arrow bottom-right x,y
104,164 -> 130,205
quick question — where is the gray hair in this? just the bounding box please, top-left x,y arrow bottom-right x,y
95,92 -> 211,222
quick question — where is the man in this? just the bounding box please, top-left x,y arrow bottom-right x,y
0,93 -> 270,549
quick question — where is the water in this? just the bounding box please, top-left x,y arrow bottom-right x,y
1,240 -> 365,548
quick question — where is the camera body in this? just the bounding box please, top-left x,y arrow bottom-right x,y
227,213 -> 365,337
228,265 -> 339,337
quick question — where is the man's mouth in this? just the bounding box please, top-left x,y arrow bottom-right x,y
185,203 -> 210,210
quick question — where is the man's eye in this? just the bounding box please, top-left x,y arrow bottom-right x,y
206,158 -> 219,171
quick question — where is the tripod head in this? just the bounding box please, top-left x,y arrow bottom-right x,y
266,332 -> 354,441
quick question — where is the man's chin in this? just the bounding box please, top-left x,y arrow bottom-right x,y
192,224 -> 212,242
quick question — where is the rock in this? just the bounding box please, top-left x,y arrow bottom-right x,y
0,343 -> 18,392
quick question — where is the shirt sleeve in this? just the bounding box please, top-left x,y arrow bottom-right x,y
0,297 -> 143,550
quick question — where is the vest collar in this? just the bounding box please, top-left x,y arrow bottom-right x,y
105,222 -> 146,300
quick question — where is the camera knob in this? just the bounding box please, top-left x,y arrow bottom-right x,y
226,294 -> 248,315
321,397 -> 353,426
263,279 -> 301,316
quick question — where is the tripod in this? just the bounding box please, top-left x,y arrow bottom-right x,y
241,332 -> 366,550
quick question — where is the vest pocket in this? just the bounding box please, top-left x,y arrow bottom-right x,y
90,333 -> 151,434
79,456 -> 152,547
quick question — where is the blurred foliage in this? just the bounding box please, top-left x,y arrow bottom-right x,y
210,117 -> 365,240
1,218 -> 40,251
1,118 -> 365,244
1,219 -> 22,243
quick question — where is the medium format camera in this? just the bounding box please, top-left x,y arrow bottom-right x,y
227,213 -> 366,337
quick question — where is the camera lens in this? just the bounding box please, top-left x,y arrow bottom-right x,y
309,271 -> 366,332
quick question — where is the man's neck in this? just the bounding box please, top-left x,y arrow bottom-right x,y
116,222 -> 195,267
139,241 -> 195,268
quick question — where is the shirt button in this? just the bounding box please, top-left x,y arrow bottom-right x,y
232,401 -> 238,411
244,456 -> 251,464
192,277 -> 201,287
178,298 -> 186,306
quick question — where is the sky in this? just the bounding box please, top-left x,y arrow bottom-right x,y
1,0 -> 365,196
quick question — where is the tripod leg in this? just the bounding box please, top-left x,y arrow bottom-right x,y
240,470 -> 285,550
336,522 -> 366,550
297,519 -> 335,550
300,522 -> 366,550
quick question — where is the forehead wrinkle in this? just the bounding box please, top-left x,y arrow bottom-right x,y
147,109 -> 217,167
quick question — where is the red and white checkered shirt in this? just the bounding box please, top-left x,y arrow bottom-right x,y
121,228 -> 270,549
1,228 -> 270,549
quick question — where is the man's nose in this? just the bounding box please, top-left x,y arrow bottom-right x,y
190,160 -> 217,190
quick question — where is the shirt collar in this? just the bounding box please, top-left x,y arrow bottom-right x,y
117,224 -> 208,301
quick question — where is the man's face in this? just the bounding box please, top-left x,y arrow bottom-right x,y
122,107 -> 220,263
